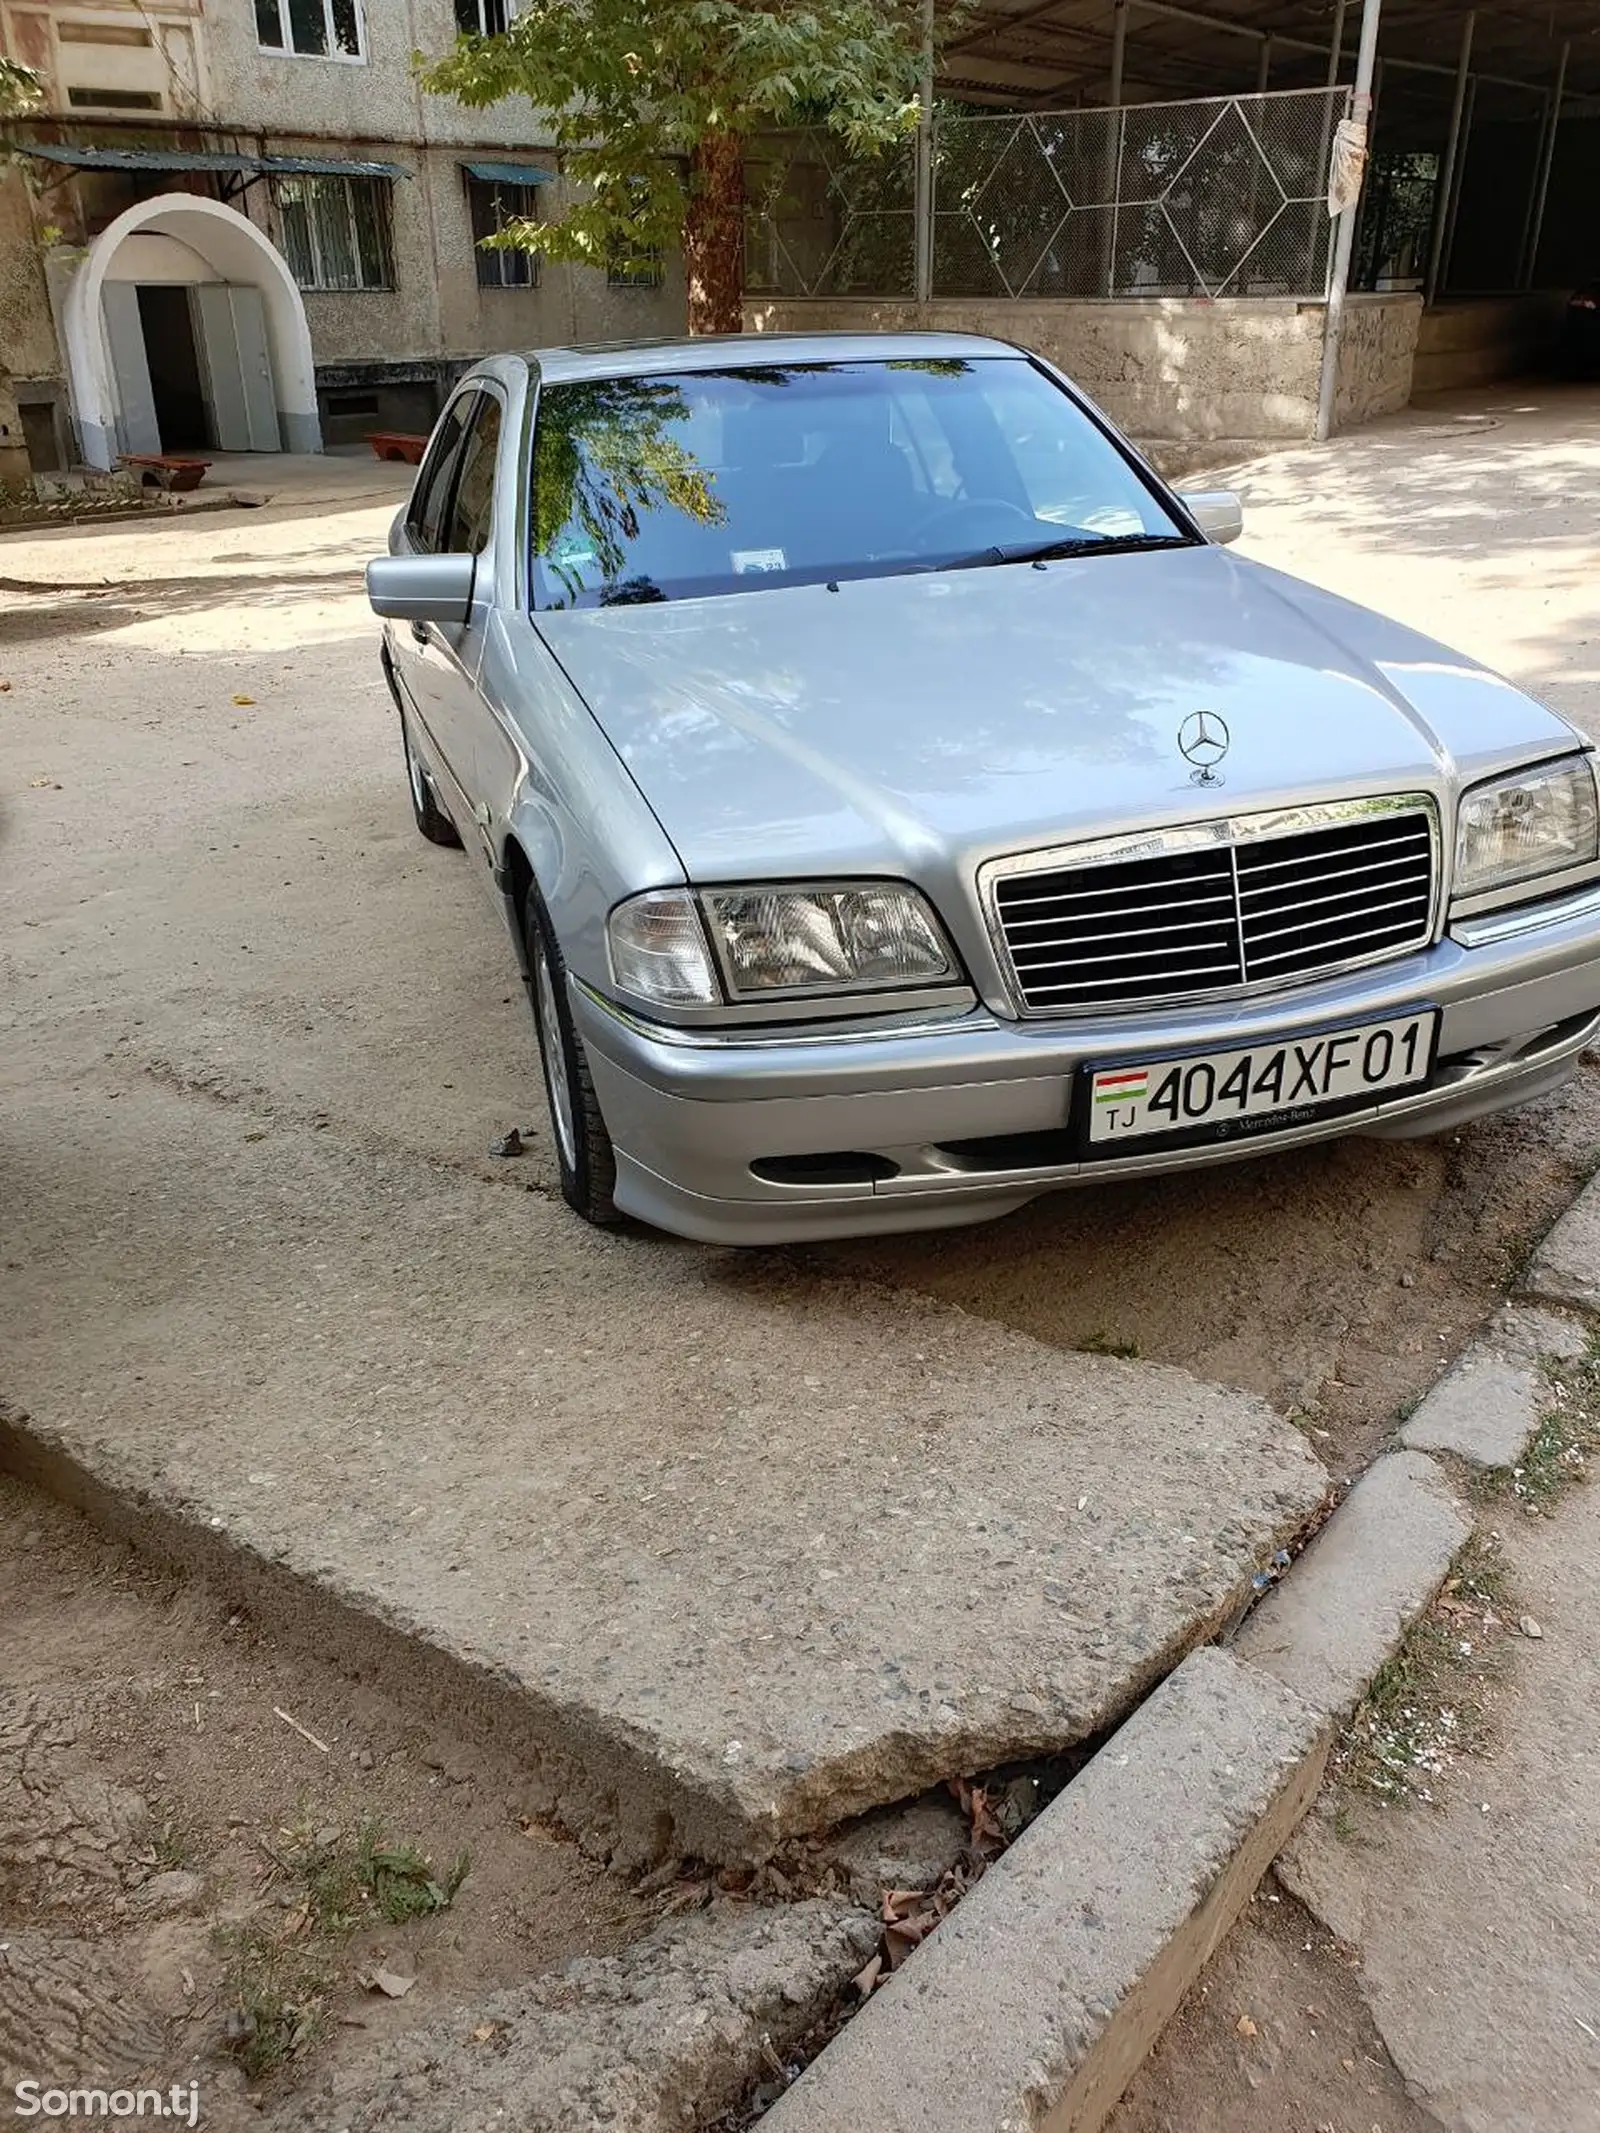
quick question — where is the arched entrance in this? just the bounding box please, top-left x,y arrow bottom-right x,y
64,193 -> 321,467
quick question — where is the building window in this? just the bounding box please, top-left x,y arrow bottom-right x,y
66,85 -> 163,108
456,0 -> 507,30
59,21 -> 153,43
468,179 -> 539,288
255,0 -> 363,62
607,248 -> 662,290
272,174 -> 395,291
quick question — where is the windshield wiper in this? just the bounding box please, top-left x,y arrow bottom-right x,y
952,531 -> 1196,570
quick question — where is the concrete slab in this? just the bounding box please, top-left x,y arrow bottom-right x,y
759,1648 -> 1328,2133
1234,1452 -> 1468,1719
1524,1175 -> 1600,1316
1401,1302 -> 1589,1469
0,1073 -> 1327,1864
281,1898 -> 879,2133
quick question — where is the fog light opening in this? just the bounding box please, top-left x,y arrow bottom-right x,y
750,1152 -> 900,1187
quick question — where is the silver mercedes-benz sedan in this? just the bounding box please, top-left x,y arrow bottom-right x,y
367,331 -> 1600,1245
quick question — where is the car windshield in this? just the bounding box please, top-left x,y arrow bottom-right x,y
529,356 -> 1190,609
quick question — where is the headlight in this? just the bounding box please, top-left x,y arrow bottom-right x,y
706,883 -> 953,996
1454,757 -> 1600,901
607,882 -> 955,1006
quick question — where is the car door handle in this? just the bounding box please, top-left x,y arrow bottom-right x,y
409,620 -> 431,646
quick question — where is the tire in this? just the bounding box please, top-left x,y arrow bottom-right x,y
401,713 -> 462,848
524,892 -> 620,1226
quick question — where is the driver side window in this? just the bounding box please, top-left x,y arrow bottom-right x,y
407,394 -> 476,553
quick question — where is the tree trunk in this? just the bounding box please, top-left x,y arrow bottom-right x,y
683,132 -> 745,334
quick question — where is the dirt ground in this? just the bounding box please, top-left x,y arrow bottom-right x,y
1112,1880 -> 1438,2133
0,1470 -> 658,2118
808,1088 -> 1600,1475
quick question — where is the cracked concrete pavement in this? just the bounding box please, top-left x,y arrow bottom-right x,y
0,462 -> 1325,1861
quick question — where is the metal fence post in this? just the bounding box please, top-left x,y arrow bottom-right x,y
1438,74 -> 1475,295
1425,12 -> 1473,306
1101,0 -> 1128,298
1315,0 -> 1383,442
1518,40 -> 1568,291
914,0 -> 935,304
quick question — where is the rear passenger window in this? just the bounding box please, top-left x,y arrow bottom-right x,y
407,395 -> 474,552
445,396 -> 502,556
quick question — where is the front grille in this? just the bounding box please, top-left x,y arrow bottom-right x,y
990,802 -> 1437,1014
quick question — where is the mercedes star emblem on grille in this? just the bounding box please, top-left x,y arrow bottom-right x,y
1178,709 -> 1230,783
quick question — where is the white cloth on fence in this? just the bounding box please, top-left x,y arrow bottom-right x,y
1327,116 -> 1368,216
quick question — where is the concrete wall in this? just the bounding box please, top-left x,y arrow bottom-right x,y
744,293 -> 1423,447
1411,296 -> 1567,397
1333,292 -> 1422,430
0,170 -> 57,382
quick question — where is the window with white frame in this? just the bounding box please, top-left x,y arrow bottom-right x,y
272,174 -> 395,290
255,0 -> 364,61
455,0 -> 507,31
467,178 -> 540,288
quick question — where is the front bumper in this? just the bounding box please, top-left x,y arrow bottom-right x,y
572,881 -> 1600,1244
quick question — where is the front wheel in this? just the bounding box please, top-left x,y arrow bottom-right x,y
524,895 -> 620,1226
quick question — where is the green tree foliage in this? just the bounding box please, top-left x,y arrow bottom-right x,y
418,1 -> 927,331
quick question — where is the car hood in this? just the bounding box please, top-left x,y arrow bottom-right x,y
535,545 -> 1577,884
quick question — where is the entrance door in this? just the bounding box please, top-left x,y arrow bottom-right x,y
135,284 -> 210,449
193,284 -> 280,452
102,280 -> 161,456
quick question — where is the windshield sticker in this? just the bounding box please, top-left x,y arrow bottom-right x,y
552,537 -> 598,568
731,547 -> 787,575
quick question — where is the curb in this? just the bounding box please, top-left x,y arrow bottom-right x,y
761,1647 -> 1330,2133
763,1448 -> 1472,2133
1401,1301 -> 1589,1469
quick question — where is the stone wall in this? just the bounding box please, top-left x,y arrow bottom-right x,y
744,293 -> 1424,448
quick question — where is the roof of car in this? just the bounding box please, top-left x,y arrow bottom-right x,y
521,330 -> 1025,383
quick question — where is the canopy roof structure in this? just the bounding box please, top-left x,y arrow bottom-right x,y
940,0 -> 1599,111
17,142 -> 408,180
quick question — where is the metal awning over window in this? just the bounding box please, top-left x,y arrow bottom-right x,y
17,142 -> 410,194
462,160 -> 556,186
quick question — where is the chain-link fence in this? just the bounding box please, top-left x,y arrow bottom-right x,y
748,86 -> 1349,303
745,131 -> 916,299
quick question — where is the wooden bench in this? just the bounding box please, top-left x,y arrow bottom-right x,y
365,431 -> 429,465
119,453 -> 212,492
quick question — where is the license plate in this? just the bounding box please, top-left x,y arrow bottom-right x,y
1084,1010 -> 1438,1153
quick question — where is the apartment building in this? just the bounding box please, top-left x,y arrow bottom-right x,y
0,0 -> 686,468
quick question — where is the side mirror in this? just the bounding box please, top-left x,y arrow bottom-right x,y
1178,488 -> 1243,546
366,552 -> 476,624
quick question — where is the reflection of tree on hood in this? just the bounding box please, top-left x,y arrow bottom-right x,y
534,380 -> 726,602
